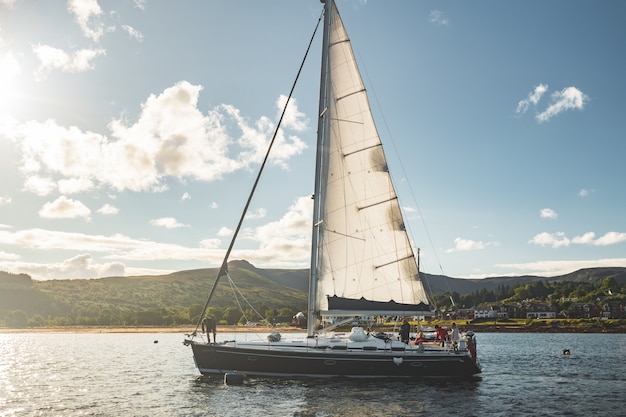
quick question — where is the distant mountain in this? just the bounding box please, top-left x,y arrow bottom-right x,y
223,262 -> 626,297
420,267 -> 626,296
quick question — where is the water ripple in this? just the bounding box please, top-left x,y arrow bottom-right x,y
0,332 -> 624,416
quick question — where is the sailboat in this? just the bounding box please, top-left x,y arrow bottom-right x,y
185,0 -> 481,378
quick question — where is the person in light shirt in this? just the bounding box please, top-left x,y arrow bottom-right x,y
450,322 -> 460,351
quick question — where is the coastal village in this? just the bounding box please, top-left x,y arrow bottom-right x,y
442,299 -> 624,321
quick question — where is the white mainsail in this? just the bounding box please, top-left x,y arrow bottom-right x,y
312,1 -> 430,317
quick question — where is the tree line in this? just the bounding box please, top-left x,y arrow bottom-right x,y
2,302 -> 302,329
431,276 -> 626,312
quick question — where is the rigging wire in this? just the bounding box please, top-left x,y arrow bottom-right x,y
191,9 -> 325,337
226,273 -> 269,326
228,274 -> 250,324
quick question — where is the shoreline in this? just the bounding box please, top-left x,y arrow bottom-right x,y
1,324 -> 625,334
0,325 -> 305,334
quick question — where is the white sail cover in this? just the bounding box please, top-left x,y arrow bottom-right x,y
314,2 -> 430,315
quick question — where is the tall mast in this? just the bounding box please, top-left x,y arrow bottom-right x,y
307,0 -> 332,337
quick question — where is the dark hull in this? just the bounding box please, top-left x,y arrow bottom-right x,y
190,342 -> 481,378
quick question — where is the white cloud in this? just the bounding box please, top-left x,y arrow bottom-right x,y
245,208 -> 267,219
447,237 -> 486,252
540,208 -> 557,219
133,0 -> 146,11
0,49 -> 21,81
516,84 -> 548,114
8,81 -> 306,196
220,99 -> 307,170
0,194 -> 308,279
39,196 -> 91,220
0,227 -> 213,262
0,250 -> 19,260
122,24 -> 144,42
578,188 -> 592,197
2,253 -> 125,280
68,0 -> 104,41
536,86 -> 589,123
199,238 -> 220,249
0,196 -> 11,205
181,192 -> 191,201
23,176 -> 56,196
150,217 -> 188,229
0,50 -> 21,115
96,203 -> 118,215
495,258 -> 626,278
571,232 -> 595,245
276,95 -> 307,132
247,196 -> 312,265
593,232 -> 626,246
530,231 -> 626,248
58,177 -> 95,194
528,232 -> 570,248
516,85 -> 588,122
217,227 -> 233,237
210,202 -> 218,209
429,10 -> 449,26
0,196 -> 315,279
0,254 -> 172,279
32,44 -> 105,80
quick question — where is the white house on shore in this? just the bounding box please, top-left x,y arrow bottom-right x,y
526,311 -> 557,319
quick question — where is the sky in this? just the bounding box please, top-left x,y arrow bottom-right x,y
0,0 -> 625,281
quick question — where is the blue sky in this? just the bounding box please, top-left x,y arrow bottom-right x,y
0,0 -> 625,281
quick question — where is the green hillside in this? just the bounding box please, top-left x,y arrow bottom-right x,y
33,260 -> 307,311
0,260 -> 307,328
1,262 -> 625,328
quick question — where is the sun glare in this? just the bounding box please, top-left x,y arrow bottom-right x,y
0,51 -> 21,115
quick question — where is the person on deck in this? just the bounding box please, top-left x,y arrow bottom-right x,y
450,322 -> 460,351
414,329 -> 428,345
434,324 -> 448,347
399,319 -> 411,344
202,316 -> 217,343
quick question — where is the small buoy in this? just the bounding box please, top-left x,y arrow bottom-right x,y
563,349 -> 570,355
224,372 -> 244,385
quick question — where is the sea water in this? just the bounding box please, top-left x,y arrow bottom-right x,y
0,332 -> 624,416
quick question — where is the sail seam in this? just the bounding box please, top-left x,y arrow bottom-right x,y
357,196 -> 397,211
330,117 -> 363,125
336,88 -> 365,103
375,254 -> 414,269
329,39 -> 351,48
343,142 -> 380,157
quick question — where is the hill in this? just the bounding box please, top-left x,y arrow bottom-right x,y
420,267 -> 626,296
36,260 -> 308,310
2,262 -> 625,328
0,261 -> 308,327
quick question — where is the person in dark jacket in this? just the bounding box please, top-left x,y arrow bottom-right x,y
202,316 -> 217,343
399,319 -> 411,344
